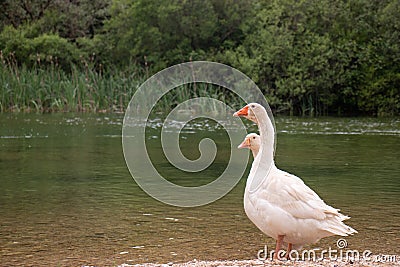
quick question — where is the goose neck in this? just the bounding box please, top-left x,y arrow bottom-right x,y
256,110 -> 275,161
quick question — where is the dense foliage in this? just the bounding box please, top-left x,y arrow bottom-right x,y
0,0 -> 399,115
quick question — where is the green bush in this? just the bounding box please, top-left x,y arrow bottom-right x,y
0,0 -> 399,115
0,25 -> 33,65
32,34 -> 80,69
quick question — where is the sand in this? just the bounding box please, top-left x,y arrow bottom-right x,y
117,256 -> 400,267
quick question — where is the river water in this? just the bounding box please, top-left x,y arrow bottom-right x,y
0,114 -> 399,266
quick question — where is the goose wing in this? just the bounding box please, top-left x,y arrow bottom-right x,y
258,169 -> 346,221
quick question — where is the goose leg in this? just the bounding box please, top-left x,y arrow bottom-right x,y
286,243 -> 293,260
274,235 -> 284,260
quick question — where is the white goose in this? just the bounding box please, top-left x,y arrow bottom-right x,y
234,103 -> 357,260
238,133 -> 261,158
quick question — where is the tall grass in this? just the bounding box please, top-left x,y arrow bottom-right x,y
0,55 -> 245,114
151,82 -> 246,119
0,54 -> 145,113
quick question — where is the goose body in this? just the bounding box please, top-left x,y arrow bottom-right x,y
235,104 -> 357,258
245,163 -> 354,245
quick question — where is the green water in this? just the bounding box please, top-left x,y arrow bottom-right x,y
0,114 -> 399,266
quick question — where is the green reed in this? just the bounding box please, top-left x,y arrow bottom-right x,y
0,56 -> 145,113
0,56 -> 245,114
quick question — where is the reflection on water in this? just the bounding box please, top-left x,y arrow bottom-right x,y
0,114 -> 399,266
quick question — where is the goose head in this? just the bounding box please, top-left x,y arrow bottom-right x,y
238,133 -> 261,158
233,103 -> 265,124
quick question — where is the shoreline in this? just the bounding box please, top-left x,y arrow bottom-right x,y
117,256 -> 400,267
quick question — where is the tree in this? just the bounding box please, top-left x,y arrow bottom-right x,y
0,0 -> 55,29
103,0 -> 252,70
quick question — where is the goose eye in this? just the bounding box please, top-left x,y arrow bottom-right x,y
253,137 -> 256,139
251,105 -> 255,108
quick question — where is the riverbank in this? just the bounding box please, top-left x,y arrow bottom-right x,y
117,257 -> 400,267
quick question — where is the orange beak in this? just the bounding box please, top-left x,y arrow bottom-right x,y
238,137 -> 250,149
233,106 -> 249,117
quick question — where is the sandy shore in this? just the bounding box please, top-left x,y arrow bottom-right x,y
117,257 -> 400,267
